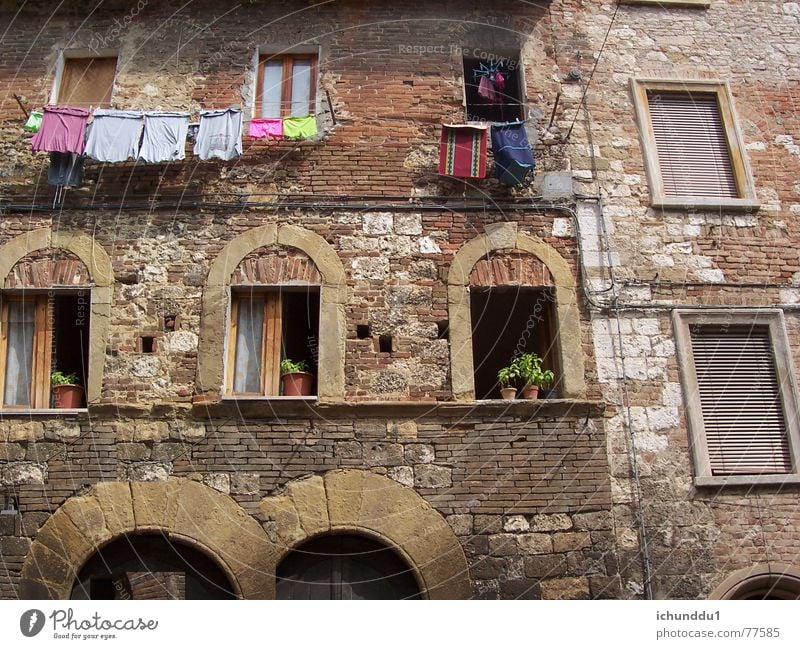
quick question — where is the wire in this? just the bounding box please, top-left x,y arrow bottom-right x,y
565,0 -> 621,141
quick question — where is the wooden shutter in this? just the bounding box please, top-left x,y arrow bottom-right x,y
59,57 -> 116,107
647,92 -> 738,199
690,326 -> 792,475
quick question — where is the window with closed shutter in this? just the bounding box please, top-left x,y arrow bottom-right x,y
647,92 -> 738,199
632,79 -> 759,210
690,326 -> 792,475
58,56 -> 117,107
674,309 -> 800,486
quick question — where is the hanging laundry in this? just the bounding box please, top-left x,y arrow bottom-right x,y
494,73 -> 506,100
85,109 -> 144,163
478,75 -> 498,104
24,110 -> 43,133
31,106 -> 90,154
491,122 -> 535,186
47,152 -> 83,187
249,118 -> 283,140
283,115 -> 317,139
138,111 -> 190,163
194,108 -> 243,161
439,124 -> 488,179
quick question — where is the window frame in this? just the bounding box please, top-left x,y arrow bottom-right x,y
50,49 -> 118,108
225,286 -> 320,399
673,309 -> 800,486
254,51 -> 318,120
631,78 -> 759,211
461,52 -> 526,123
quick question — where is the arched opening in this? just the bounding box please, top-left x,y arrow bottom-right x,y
71,534 -> 236,600
276,534 -> 422,600
710,564 -> 800,600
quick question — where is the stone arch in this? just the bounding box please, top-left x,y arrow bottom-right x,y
447,221 -> 586,400
709,564 -> 800,600
196,224 -> 346,401
0,229 -> 113,403
259,469 -> 472,599
19,478 -> 274,599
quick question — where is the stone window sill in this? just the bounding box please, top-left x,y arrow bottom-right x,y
695,474 -> 800,488
0,408 -> 87,417
652,197 -> 760,212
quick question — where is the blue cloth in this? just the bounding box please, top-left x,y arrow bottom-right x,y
491,122 -> 535,186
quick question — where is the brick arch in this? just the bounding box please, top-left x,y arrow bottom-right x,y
19,479 -> 275,600
6,249 -> 91,288
447,222 -> 585,400
0,229 -> 113,403
469,250 -> 555,287
196,224 -> 346,401
232,245 -> 322,285
259,469 -> 471,599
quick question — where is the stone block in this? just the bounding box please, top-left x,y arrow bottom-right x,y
530,513 -> 572,532
414,464 -> 452,488
518,533 -> 553,555
540,576 -> 590,600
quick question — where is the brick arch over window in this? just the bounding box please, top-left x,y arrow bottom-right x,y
18,479 -> 274,599
447,222 -> 586,401
259,469 -> 472,599
0,229 -> 113,404
197,224 -> 346,401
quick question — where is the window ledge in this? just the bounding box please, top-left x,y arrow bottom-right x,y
695,474 -> 800,488
194,398 -> 605,419
621,0 -> 709,6
652,197 -> 760,212
0,408 -> 88,417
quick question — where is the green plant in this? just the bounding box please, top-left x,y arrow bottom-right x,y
511,353 -> 554,389
497,364 -> 519,388
280,358 -> 309,374
51,371 -> 79,386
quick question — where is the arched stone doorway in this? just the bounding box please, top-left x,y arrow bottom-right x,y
277,534 -> 422,600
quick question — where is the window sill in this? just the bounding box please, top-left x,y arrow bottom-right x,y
0,408 -> 88,417
621,0 -> 709,6
194,398 -> 605,419
695,474 -> 800,488
652,197 -> 760,211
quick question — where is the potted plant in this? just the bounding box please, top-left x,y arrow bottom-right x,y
280,359 -> 314,397
512,353 -> 554,400
497,364 -> 519,400
51,371 -> 83,408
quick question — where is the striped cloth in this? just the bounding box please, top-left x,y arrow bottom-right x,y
438,124 -> 488,178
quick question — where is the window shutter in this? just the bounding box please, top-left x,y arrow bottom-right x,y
59,57 -> 117,107
690,327 -> 792,475
647,92 -> 738,199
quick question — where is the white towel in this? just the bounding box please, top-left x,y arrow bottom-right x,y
139,111 -> 190,163
85,109 -> 143,163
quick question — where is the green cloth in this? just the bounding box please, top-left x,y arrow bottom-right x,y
24,110 -> 43,133
283,116 -> 317,139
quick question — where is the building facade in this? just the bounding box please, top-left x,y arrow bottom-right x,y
0,0 -> 798,599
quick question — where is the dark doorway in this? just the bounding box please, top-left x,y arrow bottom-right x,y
276,535 -> 421,600
71,534 -> 235,600
470,286 -> 556,399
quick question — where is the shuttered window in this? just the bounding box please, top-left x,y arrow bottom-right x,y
58,56 -> 117,107
647,92 -> 738,199
690,326 -> 792,475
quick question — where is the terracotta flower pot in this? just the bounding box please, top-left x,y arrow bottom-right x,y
53,384 -> 84,408
281,371 -> 314,397
521,385 -> 539,400
500,387 -> 517,400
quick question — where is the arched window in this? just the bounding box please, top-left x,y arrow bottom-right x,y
71,534 -> 236,600
710,564 -> 800,600
277,535 -> 422,600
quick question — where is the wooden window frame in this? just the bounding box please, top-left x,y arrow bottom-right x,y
0,295 -> 52,410
52,50 -> 118,109
226,287 -> 318,398
255,53 -> 318,119
673,309 -> 800,487
631,78 -> 759,211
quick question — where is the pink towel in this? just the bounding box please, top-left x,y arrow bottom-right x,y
31,106 -> 90,154
249,118 -> 283,139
